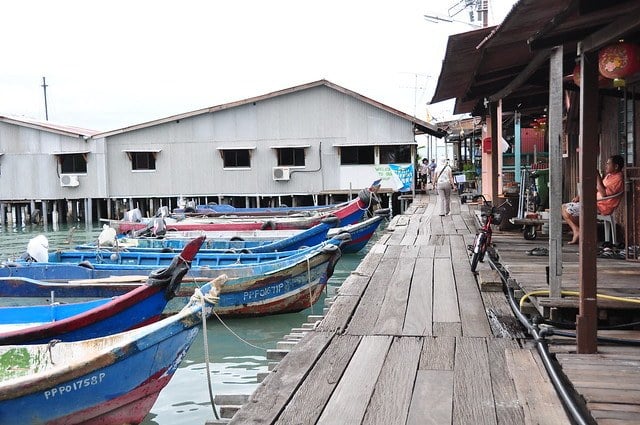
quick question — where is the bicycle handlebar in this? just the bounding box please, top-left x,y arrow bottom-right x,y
471,194 -> 512,208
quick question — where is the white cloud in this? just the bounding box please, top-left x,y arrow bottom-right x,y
0,0 -> 516,130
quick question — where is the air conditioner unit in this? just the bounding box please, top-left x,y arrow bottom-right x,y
60,174 -> 80,187
272,167 -> 291,181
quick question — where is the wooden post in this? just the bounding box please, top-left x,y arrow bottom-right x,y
85,198 -> 92,228
514,112 -> 522,183
107,198 -> 112,220
0,203 -> 5,226
42,200 -> 48,227
490,102 -> 499,203
577,49 -> 599,354
548,45 -> 564,300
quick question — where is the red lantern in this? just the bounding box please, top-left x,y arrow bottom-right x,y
598,42 -> 640,86
482,137 -> 492,154
572,63 -> 612,88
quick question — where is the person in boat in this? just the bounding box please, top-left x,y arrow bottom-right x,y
561,154 -> 624,245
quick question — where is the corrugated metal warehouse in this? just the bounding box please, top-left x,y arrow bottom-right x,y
0,80 -> 445,225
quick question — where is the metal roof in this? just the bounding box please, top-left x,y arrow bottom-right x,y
0,115 -> 99,138
430,27 -> 495,104
432,0 -> 640,114
94,80 -> 447,139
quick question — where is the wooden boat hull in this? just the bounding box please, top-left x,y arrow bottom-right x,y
0,236 -> 349,317
77,218 -> 337,254
115,193 -> 368,233
0,237 -> 206,345
328,212 -> 388,253
0,280 -> 218,424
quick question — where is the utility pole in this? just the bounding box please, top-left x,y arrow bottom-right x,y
41,77 -> 49,121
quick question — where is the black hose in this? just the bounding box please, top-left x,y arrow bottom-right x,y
546,329 -> 640,346
489,257 -> 594,425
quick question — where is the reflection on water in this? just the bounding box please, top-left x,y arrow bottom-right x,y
0,221 -> 379,424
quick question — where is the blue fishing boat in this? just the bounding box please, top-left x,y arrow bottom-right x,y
0,278 -> 221,424
0,234 -> 350,317
0,236 -> 205,345
327,210 -> 389,253
76,217 -> 338,254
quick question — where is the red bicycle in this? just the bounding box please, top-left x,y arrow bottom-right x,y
470,195 -> 511,273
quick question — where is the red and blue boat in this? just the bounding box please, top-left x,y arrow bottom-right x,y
0,278 -> 222,424
0,234 -> 350,317
112,186 -> 376,234
0,236 -> 205,345
76,217 -> 339,254
328,209 -> 389,253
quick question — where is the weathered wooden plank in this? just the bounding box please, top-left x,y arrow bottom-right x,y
419,336 -> 456,370
362,337 -> 422,425
452,337 -> 498,425
316,335 -> 393,425
275,335 -> 361,425
374,256 -> 417,335
418,244 -> 436,258
229,332 -> 334,425
449,235 -> 492,337
383,244 -> 404,258
403,255 -> 433,336
337,274 -> 371,297
315,294 -> 360,333
347,258 -> 399,335
486,338 -> 525,424
432,257 -> 460,323
433,322 -> 462,337
406,370 -> 454,425
352,251 -> 384,279
504,348 -> 570,425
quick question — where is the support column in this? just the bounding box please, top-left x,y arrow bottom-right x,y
8,204 -> 15,226
85,198 -> 92,228
30,200 -> 36,224
52,202 -> 59,230
576,49 -> 599,354
96,199 -> 102,223
490,102 -> 499,203
42,201 -> 48,227
514,113 -> 522,183
107,198 -> 112,220
549,45 -> 564,300
0,203 -> 5,226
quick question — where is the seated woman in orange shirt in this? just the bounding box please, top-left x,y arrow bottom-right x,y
561,154 -> 624,245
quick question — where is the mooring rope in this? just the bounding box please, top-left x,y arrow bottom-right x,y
306,256 -> 314,314
198,287 -> 220,421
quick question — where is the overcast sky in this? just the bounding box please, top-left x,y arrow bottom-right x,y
0,0 -> 516,131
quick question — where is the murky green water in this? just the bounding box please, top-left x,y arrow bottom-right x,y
0,221 -> 374,424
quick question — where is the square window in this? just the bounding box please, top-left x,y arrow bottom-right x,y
60,153 -> 87,173
379,145 -> 411,164
131,152 -> 156,171
277,148 -> 305,166
223,149 -> 251,168
340,146 -> 374,165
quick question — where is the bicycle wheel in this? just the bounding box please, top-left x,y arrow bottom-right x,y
470,233 -> 487,272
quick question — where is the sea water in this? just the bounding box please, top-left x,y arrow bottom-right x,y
0,222 -> 374,424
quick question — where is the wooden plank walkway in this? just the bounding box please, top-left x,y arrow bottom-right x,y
485,211 -> 640,425
227,194 -> 570,425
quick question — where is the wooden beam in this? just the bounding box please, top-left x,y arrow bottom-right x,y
490,102 -> 499,204
488,50 -> 551,102
548,46 -> 564,301
530,2 -> 640,51
576,51 -> 599,354
578,9 -> 640,54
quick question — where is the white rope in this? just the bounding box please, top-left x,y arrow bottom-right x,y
211,309 -> 268,351
199,289 -> 220,420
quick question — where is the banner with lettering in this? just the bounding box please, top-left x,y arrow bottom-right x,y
387,164 -> 414,192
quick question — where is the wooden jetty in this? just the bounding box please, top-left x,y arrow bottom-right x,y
217,194 -> 573,424
489,219 -> 640,424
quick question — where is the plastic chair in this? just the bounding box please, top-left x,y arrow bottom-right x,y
596,192 -> 623,245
